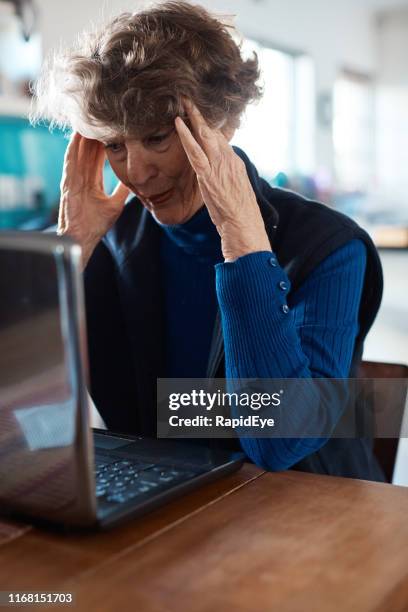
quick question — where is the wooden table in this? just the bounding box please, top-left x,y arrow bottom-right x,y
0,465 -> 407,612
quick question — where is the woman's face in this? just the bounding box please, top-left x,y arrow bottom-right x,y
103,126 -> 203,225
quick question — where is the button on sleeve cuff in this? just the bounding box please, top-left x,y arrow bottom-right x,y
215,251 -> 291,316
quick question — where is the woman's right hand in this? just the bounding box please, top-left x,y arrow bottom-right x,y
58,132 -> 130,269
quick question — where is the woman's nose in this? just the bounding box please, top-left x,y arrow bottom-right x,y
126,146 -> 159,188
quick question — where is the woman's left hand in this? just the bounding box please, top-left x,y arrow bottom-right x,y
175,100 -> 272,262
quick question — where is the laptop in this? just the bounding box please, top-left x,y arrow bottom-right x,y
0,231 -> 244,530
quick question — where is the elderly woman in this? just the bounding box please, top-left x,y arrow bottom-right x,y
33,1 -> 384,480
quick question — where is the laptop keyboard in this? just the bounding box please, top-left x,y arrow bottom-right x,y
94,456 -> 198,504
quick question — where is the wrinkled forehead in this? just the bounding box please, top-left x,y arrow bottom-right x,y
71,121 -> 127,142
72,119 -> 173,142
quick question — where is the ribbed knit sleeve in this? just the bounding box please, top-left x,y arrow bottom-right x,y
215,238 -> 367,470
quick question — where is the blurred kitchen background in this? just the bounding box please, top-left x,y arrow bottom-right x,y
0,0 -> 407,482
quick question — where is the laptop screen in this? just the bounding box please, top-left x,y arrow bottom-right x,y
0,236 -> 84,522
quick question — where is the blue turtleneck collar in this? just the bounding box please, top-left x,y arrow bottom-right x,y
154,203 -> 223,263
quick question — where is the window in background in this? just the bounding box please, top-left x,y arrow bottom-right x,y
333,70 -> 376,192
232,39 -> 315,183
376,86 -> 408,220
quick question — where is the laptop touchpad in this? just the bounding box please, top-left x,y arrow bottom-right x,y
94,433 -> 132,450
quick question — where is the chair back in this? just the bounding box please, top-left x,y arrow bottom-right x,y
358,360 -> 408,482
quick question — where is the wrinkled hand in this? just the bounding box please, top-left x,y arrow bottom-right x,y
175,101 -> 271,262
58,133 -> 130,269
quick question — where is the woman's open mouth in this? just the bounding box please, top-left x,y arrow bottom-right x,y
148,188 -> 174,204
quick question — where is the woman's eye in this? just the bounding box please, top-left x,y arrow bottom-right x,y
146,131 -> 173,147
105,143 -> 124,153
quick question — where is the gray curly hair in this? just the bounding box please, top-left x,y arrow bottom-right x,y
30,1 -> 262,141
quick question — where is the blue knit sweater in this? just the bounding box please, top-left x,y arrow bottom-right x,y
158,204 -> 366,470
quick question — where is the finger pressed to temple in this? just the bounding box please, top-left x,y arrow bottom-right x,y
175,116 -> 210,175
